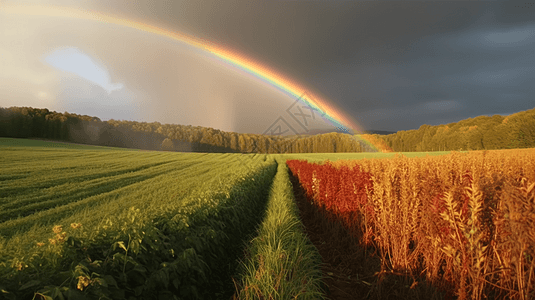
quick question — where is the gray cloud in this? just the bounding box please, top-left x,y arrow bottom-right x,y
2,0 -> 535,133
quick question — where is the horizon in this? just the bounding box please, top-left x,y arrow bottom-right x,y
4,104 -> 534,138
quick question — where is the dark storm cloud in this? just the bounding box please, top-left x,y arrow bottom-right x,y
87,0 -> 535,132
94,1 -> 491,78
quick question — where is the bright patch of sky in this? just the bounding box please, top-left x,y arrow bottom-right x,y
481,26 -> 535,46
44,47 -> 123,94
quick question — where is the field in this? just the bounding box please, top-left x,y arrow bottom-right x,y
287,149 -> 535,299
0,138 -> 299,299
278,151 -> 454,162
1,138 -> 534,299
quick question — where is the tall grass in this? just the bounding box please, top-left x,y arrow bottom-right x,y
233,160 -> 325,299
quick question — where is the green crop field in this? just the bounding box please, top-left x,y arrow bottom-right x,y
0,137 -> 135,151
1,138 -> 323,299
0,138 -> 461,299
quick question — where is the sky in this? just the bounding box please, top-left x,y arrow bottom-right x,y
1,0 -> 534,135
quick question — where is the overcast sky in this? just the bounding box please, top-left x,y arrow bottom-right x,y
1,0 -> 534,134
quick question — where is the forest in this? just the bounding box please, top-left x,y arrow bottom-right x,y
382,108 -> 535,151
1,106 -> 534,153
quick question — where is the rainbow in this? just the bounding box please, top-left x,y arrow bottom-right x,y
2,4 -> 389,152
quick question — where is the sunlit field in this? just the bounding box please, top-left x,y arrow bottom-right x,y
1,138 -> 534,299
2,0 -> 534,298
277,150 -> 453,162
0,137 -> 128,150
0,139 -> 297,299
287,149 -> 535,299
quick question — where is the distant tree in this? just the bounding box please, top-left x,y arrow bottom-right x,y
230,133 -> 239,151
3,105 -> 534,153
161,138 -> 174,151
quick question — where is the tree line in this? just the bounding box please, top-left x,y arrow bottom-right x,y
2,106 -> 533,153
381,108 -> 535,152
0,106 -> 378,153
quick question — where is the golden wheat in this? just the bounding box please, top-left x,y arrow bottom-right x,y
326,149 -> 535,299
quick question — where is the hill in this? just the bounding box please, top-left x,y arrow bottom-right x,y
379,108 -> 535,151
364,130 -> 397,135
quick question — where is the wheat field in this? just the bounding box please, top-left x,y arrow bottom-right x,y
289,149 -> 535,299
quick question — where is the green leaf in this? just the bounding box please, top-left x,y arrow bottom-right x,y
93,277 -> 108,288
109,288 -> 125,299
56,271 -> 71,283
117,241 -> 127,252
134,285 -> 144,296
74,263 -> 90,275
172,278 -> 180,290
113,252 -> 125,262
19,280 -> 41,290
103,275 -> 118,288
63,288 -> 87,300
50,287 -> 65,300
133,264 -> 147,274
118,272 -> 127,284
190,285 -> 199,298
1,289 -> 16,300
159,270 -> 170,288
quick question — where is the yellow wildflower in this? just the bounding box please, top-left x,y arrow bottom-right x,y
70,223 -> 82,229
56,233 -> 66,243
77,276 -> 91,291
52,225 -> 63,234
36,242 -> 45,247
49,238 -> 57,245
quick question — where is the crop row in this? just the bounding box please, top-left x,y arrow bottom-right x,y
0,150 -> 206,197
0,153 -> 239,238
233,159 -> 325,299
287,150 -> 535,300
0,151 -> 277,299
